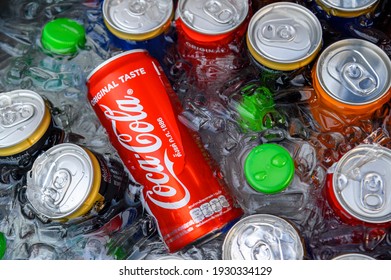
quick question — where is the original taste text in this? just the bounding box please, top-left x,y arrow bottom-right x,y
90,68 -> 146,106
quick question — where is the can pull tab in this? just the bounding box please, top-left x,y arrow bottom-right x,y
0,104 -> 34,128
341,62 -> 377,96
258,19 -> 310,51
43,169 -> 72,208
329,50 -> 379,96
126,0 -> 148,16
360,172 -> 385,212
203,0 -> 236,24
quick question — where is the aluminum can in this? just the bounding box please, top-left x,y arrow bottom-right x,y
314,0 -> 379,18
175,0 -> 251,92
102,0 -> 174,64
325,144 -> 391,226
25,143 -> 129,221
246,2 -> 323,88
86,49 -> 243,252
310,0 -> 380,36
222,214 -> 305,260
144,253 -> 188,260
0,90 -> 64,190
310,38 -> 391,132
332,253 -> 376,260
252,0 -> 300,12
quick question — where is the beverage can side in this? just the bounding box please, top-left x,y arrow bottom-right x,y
325,144 -> 391,226
175,0 -> 250,40
101,0 -> 176,68
310,38 -> 391,132
102,0 -> 174,41
86,49 -> 243,252
222,214 -> 305,260
174,0 -> 251,91
314,0 -> 380,18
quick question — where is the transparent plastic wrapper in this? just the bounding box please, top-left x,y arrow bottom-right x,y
0,10 -> 118,153
221,131 -> 319,219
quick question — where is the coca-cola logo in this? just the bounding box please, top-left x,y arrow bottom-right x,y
99,89 -> 190,209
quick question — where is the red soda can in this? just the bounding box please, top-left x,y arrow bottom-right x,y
325,144 -> 391,227
86,49 -> 243,252
174,0 -> 251,93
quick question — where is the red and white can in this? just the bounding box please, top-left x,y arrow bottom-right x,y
86,49 -> 243,252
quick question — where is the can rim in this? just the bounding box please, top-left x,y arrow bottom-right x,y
102,0 -> 174,40
316,0 -> 379,12
332,144 -> 391,224
0,89 -> 50,156
176,0 -> 249,36
332,253 -> 376,260
86,49 -> 148,81
222,214 -> 304,260
246,2 -> 323,70
316,38 -> 391,106
26,143 -> 97,219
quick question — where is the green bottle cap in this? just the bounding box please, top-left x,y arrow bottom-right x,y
244,143 -> 294,194
41,18 -> 86,55
0,232 -> 6,259
236,85 -> 280,132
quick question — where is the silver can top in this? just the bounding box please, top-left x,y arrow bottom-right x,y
103,0 -> 173,38
176,0 -> 249,35
332,144 -> 391,224
247,2 -> 322,70
317,0 -> 379,12
26,143 -> 95,219
222,214 -> 304,260
0,90 -> 45,148
332,253 -> 375,260
316,39 -> 391,105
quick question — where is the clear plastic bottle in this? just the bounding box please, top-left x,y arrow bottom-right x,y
0,231 -> 6,260
221,132 -> 320,222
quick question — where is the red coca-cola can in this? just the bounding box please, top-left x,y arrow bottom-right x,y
86,49 -> 243,252
174,0 -> 251,93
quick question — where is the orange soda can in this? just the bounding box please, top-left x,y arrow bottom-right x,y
309,38 -> 391,132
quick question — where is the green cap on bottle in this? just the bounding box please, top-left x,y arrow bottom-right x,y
41,18 -> 86,55
0,232 -> 6,259
244,143 -> 294,194
236,85 -> 284,132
